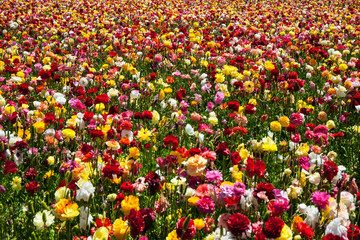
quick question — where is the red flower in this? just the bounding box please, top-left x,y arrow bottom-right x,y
142,110 -> 153,120
145,171 -> 161,194
233,126 -> 248,135
262,217 -> 284,238
244,104 -> 256,114
347,224 -> 360,240
134,112 -> 144,119
102,161 -> 123,179
2,161 -> 18,174
176,217 -> 196,240
322,160 -> 338,183
245,158 -> 266,179
90,129 -> 105,139
18,83 -> 30,95
296,222 -> 314,239
120,120 -> 132,131
84,97 -> 93,107
24,168 -> 37,180
216,142 -> 231,156
228,101 -> 240,111
253,182 -> 275,202
286,123 -> 298,133
126,209 -> 145,238
44,112 -> 56,124
322,233 -> 344,240
121,181 -> 134,193
227,213 -> 251,237
83,111 -> 94,122
163,135 -> 179,150
26,181 -> 40,195
139,208 -> 156,232
94,94 -> 110,105
231,152 -> 242,165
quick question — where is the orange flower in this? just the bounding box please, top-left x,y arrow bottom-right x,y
166,76 -> 174,84
120,137 -> 130,145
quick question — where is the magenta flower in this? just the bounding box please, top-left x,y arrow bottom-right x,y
197,196 -> 215,214
311,191 -> 330,209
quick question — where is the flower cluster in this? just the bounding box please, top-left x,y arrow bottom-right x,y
1,0 -> 360,239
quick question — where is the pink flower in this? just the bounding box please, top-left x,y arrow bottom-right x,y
290,113 -> 303,125
197,196 -> 215,214
201,151 -> 216,161
313,125 -> 329,135
291,134 -> 301,143
214,91 -> 225,104
311,191 -> 330,209
205,170 -> 223,183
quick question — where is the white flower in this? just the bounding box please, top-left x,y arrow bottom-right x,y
79,77 -> 89,87
9,136 -> 23,147
108,88 -> 119,98
198,133 -> 204,144
308,152 -> 324,166
185,124 -> 195,136
168,98 -> 177,109
341,191 -> 355,209
308,172 -> 321,185
325,218 -> 347,236
76,180 -> 95,202
44,128 -> 56,137
333,165 -> 346,184
14,150 -> 24,166
130,90 -> 140,99
304,205 -> 320,229
214,227 -> 238,240
298,203 -> 307,214
33,210 -> 55,230
79,206 -> 93,230
55,187 -> 71,202
121,130 -> 133,142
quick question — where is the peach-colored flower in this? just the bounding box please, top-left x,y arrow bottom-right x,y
186,155 -> 207,177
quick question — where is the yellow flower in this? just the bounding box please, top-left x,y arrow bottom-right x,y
105,140 -> 120,150
47,156 -> 55,165
232,165 -> 243,183
12,176 -> 22,190
244,81 -> 254,93
276,224 -> 293,240
44,170 -> 54,179
194,218 -> 205,230
33,121 -> 46,134
215,73 -> 225,83
166,230 -> 180,240
270,121 -> 282,132
278,116 -> 290,127
128,147 -> 140,159
338,63 -> 348,71
265,61 -> 275,71
94,227 -> 110,240
326,120 -> 336,130
295,143 -> 309,157
42,57 -> 51,65
54,199 -> 79,221
188,196 -> 200,206
137,128 -> 152,142
95,103 -> 105,112
121,195 -> 140,215
62,129 -> 76,141
262,137 -> 277,152
113,218 -> 130,240
159,89 -> 165,100
5,104 -> 16,115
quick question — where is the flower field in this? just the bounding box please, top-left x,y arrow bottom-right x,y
1,0 -> 360,239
